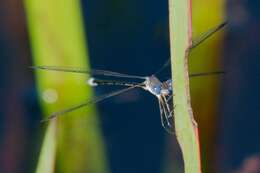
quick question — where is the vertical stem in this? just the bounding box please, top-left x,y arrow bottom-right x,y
168,0 -> 202,172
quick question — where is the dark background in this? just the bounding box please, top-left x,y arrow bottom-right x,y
1,0 -> 260,173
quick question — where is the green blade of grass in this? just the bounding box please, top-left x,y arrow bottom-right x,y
24,0 -> 109,173
168,0 -> 202,173
36,121 -> 57,173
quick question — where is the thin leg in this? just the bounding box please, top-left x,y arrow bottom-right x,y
158,98 -> 174,134
162,95 -> 172,119
159,96 -> 174,129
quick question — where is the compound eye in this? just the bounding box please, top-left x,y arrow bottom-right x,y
166,80 -> 172,91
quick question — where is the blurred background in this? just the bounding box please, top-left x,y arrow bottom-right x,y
1,0 -> 260,173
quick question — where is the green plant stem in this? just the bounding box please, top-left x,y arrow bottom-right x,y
168,0 -> 202,172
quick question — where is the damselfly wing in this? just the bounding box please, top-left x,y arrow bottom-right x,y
31,21 -> 227,134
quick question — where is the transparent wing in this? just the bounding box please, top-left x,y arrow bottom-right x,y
154,21 -> 227,75
158,95 -> 175,134
41,85 -> 139,122
191,21 -> 227,49
189,71 -> 224,78
30,66 -> 146,79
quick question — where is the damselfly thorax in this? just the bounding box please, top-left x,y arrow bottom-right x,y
143,75 -> 170,97
31,21 -> 227,134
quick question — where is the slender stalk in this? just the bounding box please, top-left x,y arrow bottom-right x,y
168,0 -> 202,172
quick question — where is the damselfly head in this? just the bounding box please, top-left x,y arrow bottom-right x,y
161,80 -> 172,96
165,79 -> 172,91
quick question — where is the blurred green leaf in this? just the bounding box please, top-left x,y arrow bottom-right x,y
24,0 -> 109,172
191,1 -> 226,172
36,121 -> 57,173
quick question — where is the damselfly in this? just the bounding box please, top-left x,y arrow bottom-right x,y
32,21 -> 227,134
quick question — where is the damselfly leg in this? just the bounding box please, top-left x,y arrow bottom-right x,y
158,94 -> 174,134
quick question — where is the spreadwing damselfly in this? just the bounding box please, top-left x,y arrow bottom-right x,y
31,21 -> 227,134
